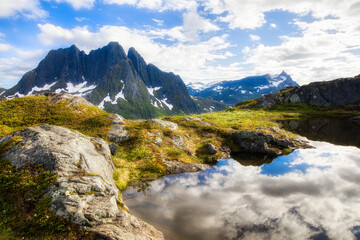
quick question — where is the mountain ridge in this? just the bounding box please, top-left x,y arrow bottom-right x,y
2,42 -> 228,119
187,71 -> 299,105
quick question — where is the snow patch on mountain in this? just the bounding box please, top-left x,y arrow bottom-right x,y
55,81 -> 97,96
27,82 -> 57,95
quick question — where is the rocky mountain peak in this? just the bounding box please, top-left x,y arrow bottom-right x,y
3,42 -> 227,118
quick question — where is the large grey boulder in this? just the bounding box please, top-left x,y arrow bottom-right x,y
109,124 -> 130,143
0,125 -> 164,240
151,119 -> 178,130
229,127 -> 311,156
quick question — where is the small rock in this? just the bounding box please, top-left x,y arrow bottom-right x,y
151,119 -> 178,130
350,116 -> 360,121
205,143 -> 218,155
108,125 -> 130,143
109,114 -> 126,125
184,117 -> 211,126
109,143 -> 118,156
172,135 -> 185,147
155,137 -> 162,147
172,135 -> 194,156
162,159 -> 209,174
185,117 -> 202,121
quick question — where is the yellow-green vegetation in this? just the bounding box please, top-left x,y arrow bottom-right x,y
0,96 -> 112,139
2,95 -> 360,238
0,159 -> 95,239
0,136 -> 23,154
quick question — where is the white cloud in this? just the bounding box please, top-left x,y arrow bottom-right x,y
103,0 -> 197,11
0,43 -> 12,52
203,0 -> 360,30
242,17 -> 360,84
75,17 -> 88,22
53,0 -> 96,10
0,0 -> 47,19
183,10 -> 219,41
152,18 -> 164,26
0,42 -> 47,88
270,23 -> 277,28
105,0 -> 137,5
250,34 -> 260,41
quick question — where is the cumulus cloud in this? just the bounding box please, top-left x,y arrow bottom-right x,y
0,43 -> 47,88
203,0 -> 360,30
0,0 -> 47,19
183,10 -> 219,41
53,0 -> 96,10
103,0 -> 197,11
249,34 -> 260,41
242,17 -> 360,84
270,23 -> 277,28
152,18 -> 164,26
124,140 -> 360,240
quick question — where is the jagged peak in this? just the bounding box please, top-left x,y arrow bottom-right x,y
69,44 -> 79,51
128,47 -> 146,64
107,41 -> 121,48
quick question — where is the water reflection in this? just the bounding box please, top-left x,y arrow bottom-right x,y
123,140 -> 360,240
280,118 -> 360,148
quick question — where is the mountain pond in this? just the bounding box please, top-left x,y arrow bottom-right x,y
123,118 -> 360,240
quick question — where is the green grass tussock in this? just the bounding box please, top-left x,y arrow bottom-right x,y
0,96 -> 112,139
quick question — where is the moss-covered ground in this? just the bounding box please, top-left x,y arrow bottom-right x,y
0,95 -> 359,239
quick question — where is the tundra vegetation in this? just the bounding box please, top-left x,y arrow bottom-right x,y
0,95 -> 358,239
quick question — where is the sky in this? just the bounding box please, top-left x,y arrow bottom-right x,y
0,0 -> 360,89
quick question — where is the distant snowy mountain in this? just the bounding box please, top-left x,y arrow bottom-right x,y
186,71 -> 299,105
2,42 -> 228,119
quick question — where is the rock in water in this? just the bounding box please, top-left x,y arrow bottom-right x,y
0,125 -> 164,240
229,127 -> 311,156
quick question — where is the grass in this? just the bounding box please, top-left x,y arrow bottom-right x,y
2,95 -> 359,239
0,96 -> 112,139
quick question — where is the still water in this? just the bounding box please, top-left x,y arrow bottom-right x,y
123,119 -> 360,240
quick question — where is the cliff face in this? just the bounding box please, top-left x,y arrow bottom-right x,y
249,75 -> 360,109
3,42 -> 226,119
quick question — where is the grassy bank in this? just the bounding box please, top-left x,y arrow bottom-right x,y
1,96 -> 359,238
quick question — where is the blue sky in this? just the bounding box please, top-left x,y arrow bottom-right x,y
0,0 -> 360,89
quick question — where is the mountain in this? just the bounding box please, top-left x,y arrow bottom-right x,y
0,88 -> 6,96
239,74 -> 360,109
2,42 -> 228,119
187,71 -> 299,105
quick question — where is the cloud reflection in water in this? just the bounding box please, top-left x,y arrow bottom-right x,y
123,140 -> 360,240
